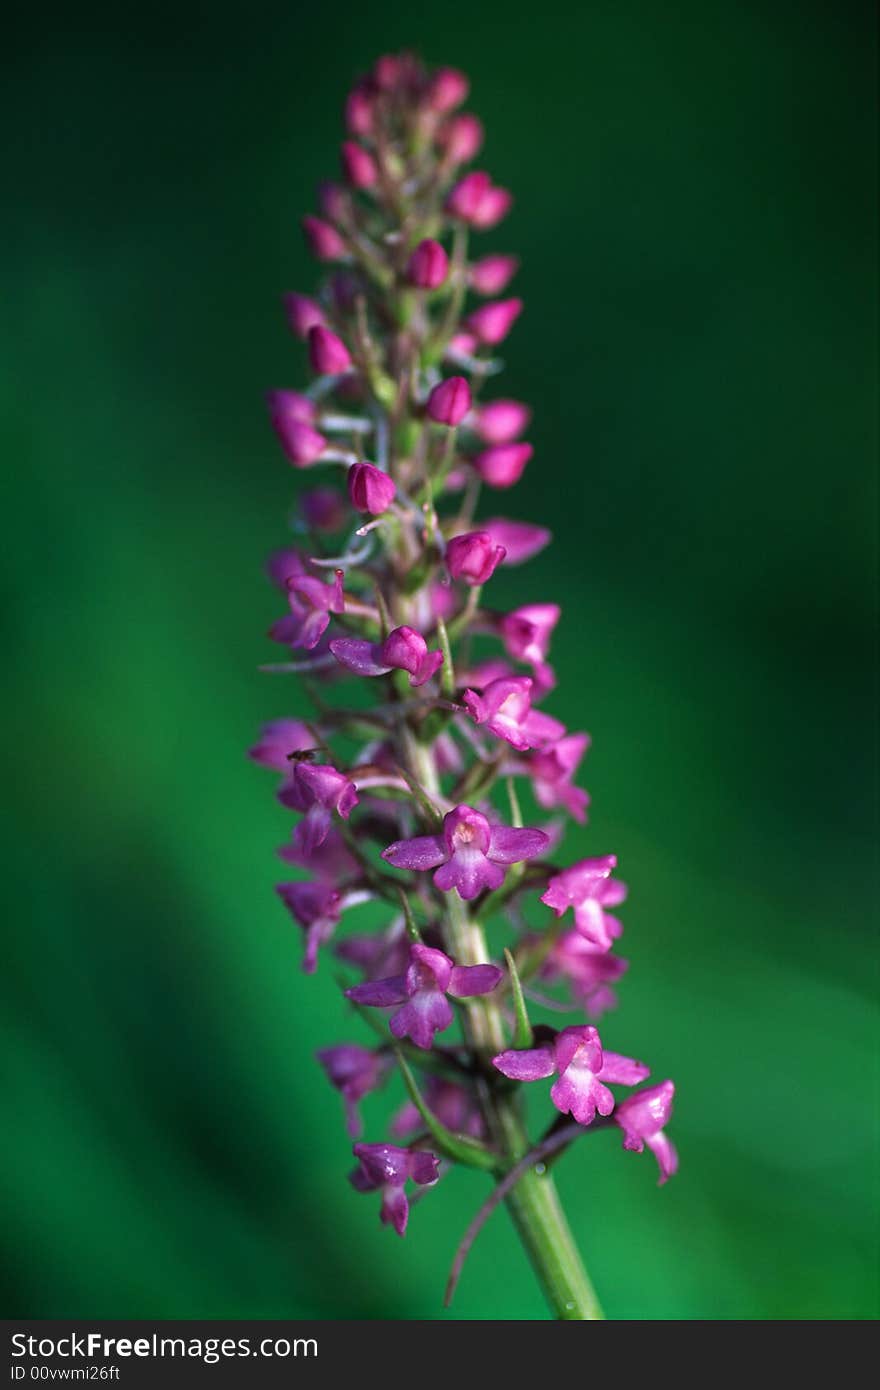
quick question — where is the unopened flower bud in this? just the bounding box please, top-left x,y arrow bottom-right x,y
348,462 -> 396,515
268,393 -> 327,466
345,86 -> 374,137
407,238 -> 449,290
283,293 -> 327,339
302,214 -> 347,262
469,254 -> 519,296
467,298 -> 523,345
427,376 -> 471,427
475,399 -> 531,444
473,442 -> 533,488
308,325 -> 353,376
446,531 -> 506,585
426,67 -> 469,114
438,113 -> 484,165
341,141 -> 378,190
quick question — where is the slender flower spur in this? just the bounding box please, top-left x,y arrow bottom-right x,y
249,51 -> 677,1321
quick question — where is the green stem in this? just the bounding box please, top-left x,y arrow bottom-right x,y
405,734 -> 603,1319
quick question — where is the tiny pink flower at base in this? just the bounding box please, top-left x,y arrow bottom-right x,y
330,625 -> 443,688
481,518 -> 551,566
280,761 -> 359,855
302,214 -> 347,262
277,825 -> 359,881
282,292 -> 327,338
614,1080 -> 678,1184
541,856 -> 626,951
499,603 -> 560,689
427,376 -> 472,427
268,392 -> 326,466
541,933 -> 629,1019
526,731 -> 591,821
474,443 -> 533,489
347,461 -> 396,514
345,942 -> 502,1049
462,676 -> 565,752
284,567 -> 345,650
407,238 -> 449,290
316,1044 -> 391,1136
341,140 -> 378,190
381,804 -> 549,901
446,530 -> 506,585
308,325 -> 353,376
493,1025 -> 649,1127
467,298 -> 523,345
469,254 -> 519,296
350,1143 -> 440,1236
276,880 -> 343,972
248,718 -> 313,772
475,399 -> 532,444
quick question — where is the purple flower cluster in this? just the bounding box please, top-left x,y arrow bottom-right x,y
249,52 -> 676,1303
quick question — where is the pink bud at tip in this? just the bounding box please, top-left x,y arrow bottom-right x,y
427,376 -> 471,427
476,399 -> 532,444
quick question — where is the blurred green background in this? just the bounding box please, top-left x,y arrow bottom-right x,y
2,0 -> 876,1320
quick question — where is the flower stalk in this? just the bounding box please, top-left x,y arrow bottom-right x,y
249,50 -> 677,1319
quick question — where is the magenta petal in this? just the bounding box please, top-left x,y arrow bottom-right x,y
598,1052 -> 650,1086
390,989 -> 454,1049
345,975 -> 409,1007
329,637 -> 392,677
646,1131 -> 679,1184
434,851 -> 503,900
487,825 -> 549,864
448,963 -> 503,998
380,1184 -> 410,1236
409,1151 -> 441,1186
492,1046 -> 556,1081
411,649 -> 444,686
382,834 -> 448,871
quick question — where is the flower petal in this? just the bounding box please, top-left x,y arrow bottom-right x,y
329,637 -> 392,677
345,975 -> 409,1008
487,825 -> 549,865
382,834 -> 448,871
449,963 -> 503,998
492,1045 -> 556,1081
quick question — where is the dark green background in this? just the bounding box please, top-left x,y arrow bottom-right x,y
3,0 -> 877,1319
